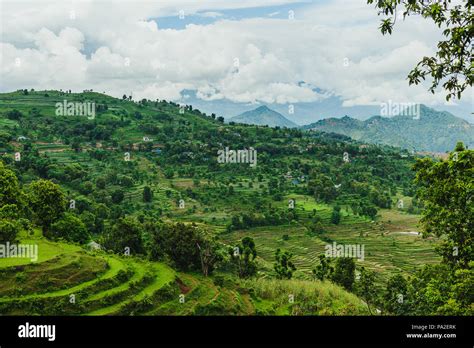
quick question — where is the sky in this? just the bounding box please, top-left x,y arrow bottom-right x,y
0,0 -> 472,123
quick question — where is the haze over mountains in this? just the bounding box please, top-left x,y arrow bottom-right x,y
230,106 -> 297,128
181,89 -> 474,125
226,104 -> 472,153
303,105 -> 474,153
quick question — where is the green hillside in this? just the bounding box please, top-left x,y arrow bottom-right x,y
0,89 -> 460,316
303,105 -> 474,152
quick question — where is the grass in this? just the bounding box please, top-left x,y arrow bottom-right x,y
0,253 -> 108,299
87,261 -> 175,316
0,235 -> 82,268
243,278 -> 371,315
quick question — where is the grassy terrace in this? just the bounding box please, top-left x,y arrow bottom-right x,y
221,208 -> 439,282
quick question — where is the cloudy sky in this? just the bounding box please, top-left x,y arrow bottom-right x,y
0,0 -> 472,123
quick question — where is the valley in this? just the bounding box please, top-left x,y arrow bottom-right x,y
0,90 -> 469,316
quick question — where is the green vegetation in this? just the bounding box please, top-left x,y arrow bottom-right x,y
303,105 -> 474,152
0,90 -> 471,316
368,0 -> 472,101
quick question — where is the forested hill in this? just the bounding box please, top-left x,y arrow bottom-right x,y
0,89 -> 415,210
302,104 -> 473,152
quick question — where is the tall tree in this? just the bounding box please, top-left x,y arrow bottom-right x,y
274,249 -> 297,280
413,142 -> 473,268
383,274 -> 409,315
196,236 -> 222,277
143,186 -> 152,203
331,257 -> 356,291
28,179 -> 66,235
0,161 -> 24,208
331,205 -> 341,225
313,255 -> 333,281
355,267 -> 378,315
231,237 -> 258,278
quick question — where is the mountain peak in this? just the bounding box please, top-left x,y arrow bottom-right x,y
230,106 -> 297,128
302,104 -> 473,152
255,105 -> 271,112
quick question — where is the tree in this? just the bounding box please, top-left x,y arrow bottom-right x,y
196,236 -> 222,277
355,267 -> 378,315
102,216 -> 144,254
143,186 -> 153,203
383,274 -> 408,315
50,213 -> 90,244
0,161 -> 24,208
160,223 -> 203,271
331,257 -> 356,291
230,215 -> 242,230
330,205 -> 341,225
274,248 -> 296,279
111,189 -> 125,204
368,0 -> 473,101
0,162 -> 25,242
79,181 -> 94,195
164,168 -> 174,179
413,143 -> 473,268
404,262 -> 473,315
0,218 -> 20,243
6,109 -> 22,120
96,177 -> 106,189
231,237 -> 258,278
28,180 -> 66,235
80,210 -> 99,234
313,255 -> 333,281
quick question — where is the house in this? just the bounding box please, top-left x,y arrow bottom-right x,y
87,241 -> 102,251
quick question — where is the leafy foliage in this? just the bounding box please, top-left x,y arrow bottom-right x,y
28,179 -> 66,235
414,142 -> 473,268
368,0 -> 473,100
330,257 -> 356,291
274,248 -> 297,280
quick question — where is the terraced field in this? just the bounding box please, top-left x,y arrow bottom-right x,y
0,231 -> 374,316
0,231 -> 178,315
221,206 -> 440,283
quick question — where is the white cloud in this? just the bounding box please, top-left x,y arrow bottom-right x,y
199,11 -> 223,18
0,0 -> 470,108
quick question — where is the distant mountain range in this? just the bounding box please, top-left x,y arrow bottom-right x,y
302,105 -> 474,152
180,89 -> 474,125
229,106 -> 297,128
